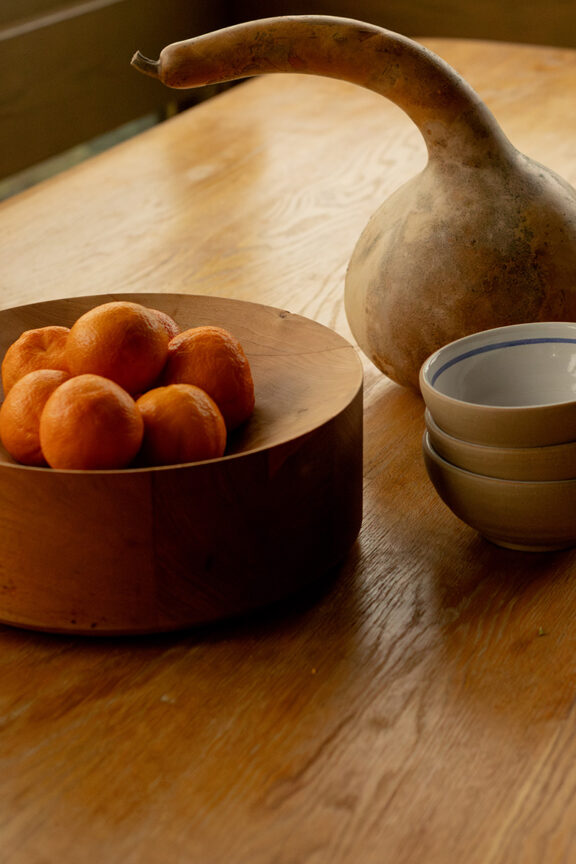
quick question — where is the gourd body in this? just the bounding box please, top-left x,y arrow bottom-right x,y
347,152 -> 576,387
132,16 -> 576,389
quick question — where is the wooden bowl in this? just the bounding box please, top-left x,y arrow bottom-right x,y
0,294 -> 363,635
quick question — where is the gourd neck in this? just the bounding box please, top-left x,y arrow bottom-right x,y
133,16 -> 515,167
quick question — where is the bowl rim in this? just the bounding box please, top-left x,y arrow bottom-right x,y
422,430 -> 576,487
0,292 -> 364,476
419,321 -> 576,411
424,409 -> 576,457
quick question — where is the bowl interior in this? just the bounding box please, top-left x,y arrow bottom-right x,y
0,292 -> 363,470
422,322 -> 576,407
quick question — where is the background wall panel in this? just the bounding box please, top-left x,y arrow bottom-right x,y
231,0 -> 576,48
0,0 -> 226,179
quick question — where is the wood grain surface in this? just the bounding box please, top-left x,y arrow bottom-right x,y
1,37 -> 576,863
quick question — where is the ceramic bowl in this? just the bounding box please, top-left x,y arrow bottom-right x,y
423,431 -> 576,551
425,410 -> 576,481
0,293 -> 364,635
419,322 -> 576,447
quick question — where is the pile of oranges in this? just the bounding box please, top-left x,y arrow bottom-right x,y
0,300 -> 255,470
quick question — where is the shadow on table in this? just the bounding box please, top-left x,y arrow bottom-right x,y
0,540 -> 365,651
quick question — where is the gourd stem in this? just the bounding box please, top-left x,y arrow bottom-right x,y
131,51 -> 160,79
132,16 -> 514,165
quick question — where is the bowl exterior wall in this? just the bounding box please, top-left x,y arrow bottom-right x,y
423,433 -> 576,550
0,388 -> 363,634
425,410 -> 576,480
421,373 -> 576,447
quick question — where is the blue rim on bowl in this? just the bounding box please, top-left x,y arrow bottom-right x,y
419,322 -> 576,447
429,334 -> 576,395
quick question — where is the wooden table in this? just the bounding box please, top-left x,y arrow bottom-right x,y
2,37 -> 576,864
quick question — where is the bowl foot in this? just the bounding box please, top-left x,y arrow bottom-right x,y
484,535 -> 575,552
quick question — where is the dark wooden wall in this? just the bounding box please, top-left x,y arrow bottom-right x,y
0,0 -> 226,180
3,0 -> 576,182
232,0 -> 576,47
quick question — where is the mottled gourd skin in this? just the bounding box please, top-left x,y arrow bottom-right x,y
132,15 -> 576,390
346,153 -> 576,388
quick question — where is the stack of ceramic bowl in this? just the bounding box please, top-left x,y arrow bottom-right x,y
419,321 -> 576,551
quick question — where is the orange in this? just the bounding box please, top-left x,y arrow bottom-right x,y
39,374 -> 144,470
1,325 -> 70,395
150,308 -> 180,340
136,384 -> 227,466
0,369 -> 70,466
64,301 -> 170,395
161,326 -> 255,430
